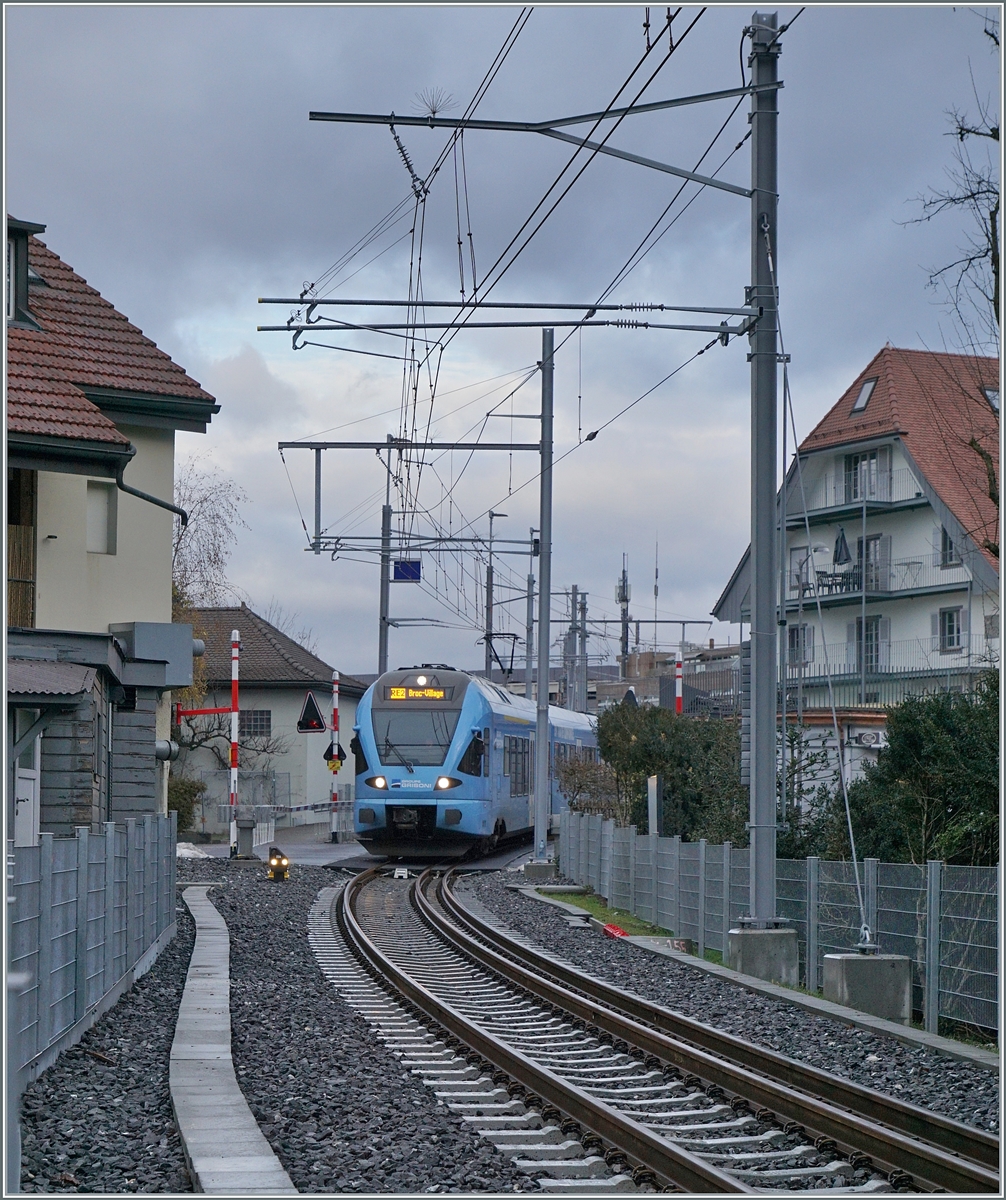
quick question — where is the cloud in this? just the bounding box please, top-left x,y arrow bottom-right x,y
7,5 -> 999,673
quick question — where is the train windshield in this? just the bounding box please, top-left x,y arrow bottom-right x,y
371,709 -> 461,767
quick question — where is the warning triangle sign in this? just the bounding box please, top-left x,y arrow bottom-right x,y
297,692 -> 328,733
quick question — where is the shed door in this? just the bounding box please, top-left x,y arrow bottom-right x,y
14,713 -> 40,847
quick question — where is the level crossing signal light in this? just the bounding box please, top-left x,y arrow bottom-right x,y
267,847 -> 290,881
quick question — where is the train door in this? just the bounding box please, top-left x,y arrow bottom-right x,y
13,711 -> 40,847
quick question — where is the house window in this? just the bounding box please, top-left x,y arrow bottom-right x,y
843,447 -> 890,503
86,481 -> 117,554
983,387 -> 999,414
850,615 -> 889,672
7,468 -> 36,627
939,608 -> 962,653
940,527 -> 961,567
239,710 -> 272,738
985,614 -> 1000,641
787,624 -> 814,666
856,532 -> 889,592
850,377 -> 877,413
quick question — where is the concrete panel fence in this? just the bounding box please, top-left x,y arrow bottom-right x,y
8,813 -> 177,1086
558,810 -> 999,1036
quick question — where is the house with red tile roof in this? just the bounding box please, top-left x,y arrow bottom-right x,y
713,345 -> 999,773
176,605 -> 367,840
7,216 -> 217,842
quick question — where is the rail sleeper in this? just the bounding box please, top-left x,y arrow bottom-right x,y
309,883 -> 642,1193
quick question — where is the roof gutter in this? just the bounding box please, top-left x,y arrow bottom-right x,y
116,452 -> 188,526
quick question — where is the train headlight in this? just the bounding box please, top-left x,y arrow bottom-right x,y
367,775 -> 388,789
436,776 -> 461,789
266,846 -> 289,881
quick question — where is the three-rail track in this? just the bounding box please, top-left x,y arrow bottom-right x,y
335,866 -> 999,1194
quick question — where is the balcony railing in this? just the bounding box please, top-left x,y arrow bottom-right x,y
791,467 -> 924,514
786,634 -> 994,681
789,552 -> 971,601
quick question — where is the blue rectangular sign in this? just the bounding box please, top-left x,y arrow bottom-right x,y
393,560 -> 422,582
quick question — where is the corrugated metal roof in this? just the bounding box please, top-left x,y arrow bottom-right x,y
7,660 -> 97,697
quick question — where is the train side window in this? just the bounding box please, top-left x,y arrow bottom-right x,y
350,734 -> 369,776
459,734 -> 484,776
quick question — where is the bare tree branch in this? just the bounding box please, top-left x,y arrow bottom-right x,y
173,453 -> 250,606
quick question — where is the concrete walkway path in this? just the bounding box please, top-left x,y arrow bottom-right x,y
171,886 -> 297,1194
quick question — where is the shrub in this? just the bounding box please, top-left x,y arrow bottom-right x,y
167,775 -> 206,833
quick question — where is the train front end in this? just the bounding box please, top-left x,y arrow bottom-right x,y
352,666 -> 489,858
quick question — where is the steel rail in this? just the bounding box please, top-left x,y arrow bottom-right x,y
414,870 -> 999,1194
337,867 -> 753,1194
438,870 -> 1000,1172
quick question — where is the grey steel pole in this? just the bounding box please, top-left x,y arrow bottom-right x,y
485,559 -> 494,677
378,501 -> 391,676
779,376 -> 787,821
313,447 -> 322,554
533,328 -> 554,861
569,584 -> 579,708
578,591 -> 588,711
748,11 -> 780,926
526,565 -> 535,699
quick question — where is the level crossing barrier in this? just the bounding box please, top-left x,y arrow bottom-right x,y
558,810 -> 998,1036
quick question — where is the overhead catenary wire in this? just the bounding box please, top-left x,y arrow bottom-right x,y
288,9 -> 772,648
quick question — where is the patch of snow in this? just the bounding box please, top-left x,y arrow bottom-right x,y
176,842 -> 211,859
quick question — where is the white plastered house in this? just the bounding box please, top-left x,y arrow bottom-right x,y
714,345 -> 999,778
175,605 -> 366,836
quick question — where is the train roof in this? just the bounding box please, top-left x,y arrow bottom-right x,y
468,675 -> 595,733
363,667 -> 594,733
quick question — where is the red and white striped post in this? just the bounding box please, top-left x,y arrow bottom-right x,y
330,670 -> 340,837
675,656 -> 683,715
229,629 -> 240,851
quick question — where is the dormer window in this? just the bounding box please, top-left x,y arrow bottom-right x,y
983,387 -> 999,414
850,377 -> 877,413
6,216 -> 46,328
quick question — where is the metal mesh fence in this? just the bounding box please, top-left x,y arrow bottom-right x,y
703,844 -> 724,955
9,815 -> 177,1078
558,811 -> 998,1033
876,863 -> 927,1016
940,865 -> 998,1032
776,859 -> 808,982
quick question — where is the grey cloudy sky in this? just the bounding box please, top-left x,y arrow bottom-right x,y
5,4 -> 1000,676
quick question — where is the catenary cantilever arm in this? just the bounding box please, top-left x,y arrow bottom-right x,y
307,82 -> 781,200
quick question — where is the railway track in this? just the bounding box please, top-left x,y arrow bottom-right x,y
326,866 -> 999,1194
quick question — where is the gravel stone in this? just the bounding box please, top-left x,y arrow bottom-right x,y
18,904 -> 195,1193
177,857 -> 537,1193
462,871 -> 1000,1134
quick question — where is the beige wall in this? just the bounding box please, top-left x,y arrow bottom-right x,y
35,424 -> 175,631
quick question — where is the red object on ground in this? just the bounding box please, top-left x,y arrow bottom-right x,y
603,923 -> 629,939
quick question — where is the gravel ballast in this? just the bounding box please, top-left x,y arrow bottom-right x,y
18,905 -> 196,1193
178,857 -> 536,1194
460,870 -> 1000,1134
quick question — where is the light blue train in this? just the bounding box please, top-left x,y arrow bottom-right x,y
351,664 -> 597,858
